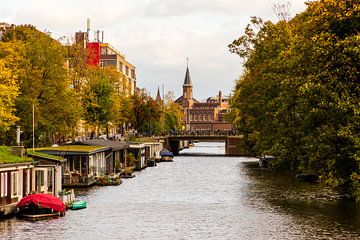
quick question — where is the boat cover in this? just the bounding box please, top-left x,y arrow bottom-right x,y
17,193 -> 66,212
160,151 -> 174,157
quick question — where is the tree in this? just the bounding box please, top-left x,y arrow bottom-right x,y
0,42 -> 22,133
228,0 -> 360,200
163,91 -> 181,133
130,89 -> 161,135
4,26 -> 81,146
82,67 -> 115,137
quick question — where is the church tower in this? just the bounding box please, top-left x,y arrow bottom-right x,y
155,86 -> 162,104
182,61 -> 193,108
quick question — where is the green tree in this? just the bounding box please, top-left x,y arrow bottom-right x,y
130,89 -> 161,135
82,67 -> 115,137
229,0 -> 360,200
163,91 -> 181,133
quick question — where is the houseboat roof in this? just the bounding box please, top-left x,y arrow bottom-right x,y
26,150 -> 66,163
35,145 -> 110,155
0,146 -> 33,164
75,139 -> 129,151
129,142 -> 146,149
142,142 -> 162,146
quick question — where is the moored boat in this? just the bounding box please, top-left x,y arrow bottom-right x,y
16,193 -> 66,220
70,200 -> 87,210
160,150 -> 174,162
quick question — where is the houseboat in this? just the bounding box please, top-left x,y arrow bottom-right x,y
0,146 -> 34,218
75,139 -> 128,186
0,145 -> 68,218
27,150 -> 65,195
35,145 -> 110,187
143,142 -> 163,166
128,143 -> 146,171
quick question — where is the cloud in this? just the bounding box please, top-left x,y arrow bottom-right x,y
0,8 -> 14,21
15,0 -> 141,32
4,0 -> 308,99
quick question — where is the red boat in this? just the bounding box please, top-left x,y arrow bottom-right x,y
16,193 -> 66,220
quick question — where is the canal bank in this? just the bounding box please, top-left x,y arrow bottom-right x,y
1,142 -> 360,239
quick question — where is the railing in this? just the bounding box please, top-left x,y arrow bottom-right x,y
168,129 -> 238,137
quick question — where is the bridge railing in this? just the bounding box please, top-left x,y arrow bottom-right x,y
168,129 -> 238,137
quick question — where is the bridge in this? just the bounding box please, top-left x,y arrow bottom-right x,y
164,131 -> 248,156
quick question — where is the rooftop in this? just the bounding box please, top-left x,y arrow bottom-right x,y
0,146 -> 32,164
27,150 -> 66,162
75,139 -> 129,150
35,145 -> 109,153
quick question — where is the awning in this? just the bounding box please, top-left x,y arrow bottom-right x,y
17,193 -> 66,212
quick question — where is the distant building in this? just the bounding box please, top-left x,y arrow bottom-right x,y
155,86 -> 162,104
175,64 -> 233,131
0,22 -> 15,41
75,31 -> 137,95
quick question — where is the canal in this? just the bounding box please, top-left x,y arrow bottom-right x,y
1,142 -> 360,239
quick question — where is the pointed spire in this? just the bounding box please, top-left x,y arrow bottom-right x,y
155,86 -> 162,103
183,58 -> 192,85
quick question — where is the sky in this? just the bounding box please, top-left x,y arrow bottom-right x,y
0,0 -> 308,100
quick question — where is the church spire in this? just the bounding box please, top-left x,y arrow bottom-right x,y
183,58 -> 192,85
155,86 -> 162,103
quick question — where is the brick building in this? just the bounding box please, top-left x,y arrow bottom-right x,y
175,65 -> 234,131
75,31 -> 136,95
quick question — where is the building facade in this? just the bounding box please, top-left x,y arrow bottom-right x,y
175,65 -> 233,131
75,31 -> 136,95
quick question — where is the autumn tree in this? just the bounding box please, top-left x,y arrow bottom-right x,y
82,67 -> 115,137
229,0 -> 360,200
0,42 -> 22,133
3,26 -> 81,146
130,89 -> 161,135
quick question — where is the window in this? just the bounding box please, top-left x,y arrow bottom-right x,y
100,62 -> 104,68
11,172 -> 18,197
47,168 -> 53,194
1,172 -> 8,197
126,66 -> 129,76
35,170 -> 45,193
100,46 -> 107,55
119,62 -> 123,72
131,69 -> 135,79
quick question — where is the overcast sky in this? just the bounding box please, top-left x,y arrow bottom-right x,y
1,0 -> 308,100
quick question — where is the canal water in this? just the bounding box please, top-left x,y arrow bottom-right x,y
1,142 -> 360,239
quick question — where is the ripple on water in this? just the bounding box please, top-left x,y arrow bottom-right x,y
1,142 -> 360,240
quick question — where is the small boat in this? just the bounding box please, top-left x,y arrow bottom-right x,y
160,149 -> 174,162
16,193 -> 66,220
70,200 -> 87,210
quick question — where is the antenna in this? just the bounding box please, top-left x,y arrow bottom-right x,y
87,18 -> 90,41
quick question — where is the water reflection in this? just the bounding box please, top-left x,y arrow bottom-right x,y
1,142 -> 359,240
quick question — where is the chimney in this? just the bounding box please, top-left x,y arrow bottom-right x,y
101,31 -> 104,43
